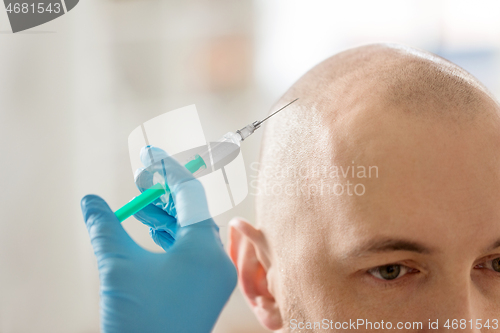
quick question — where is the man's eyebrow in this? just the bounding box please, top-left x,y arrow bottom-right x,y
485,239 -> 500,252
345,238 -> 435,259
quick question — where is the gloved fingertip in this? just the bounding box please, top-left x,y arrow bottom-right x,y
81,194 -> 104,217
80,194 -> 114,224
81,194 -> 101,207
140,145 -> 169,167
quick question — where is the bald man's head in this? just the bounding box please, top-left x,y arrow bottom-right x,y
256,43 -> 499,254
229,44 -> 500,332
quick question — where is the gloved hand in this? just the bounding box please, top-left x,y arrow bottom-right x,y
81,147 -> 237,333
133,146 -> 215,250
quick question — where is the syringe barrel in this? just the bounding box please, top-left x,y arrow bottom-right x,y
220,131 -> 243,144
200,132 -> 241,171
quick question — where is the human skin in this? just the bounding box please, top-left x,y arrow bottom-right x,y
228,44 -> 500,332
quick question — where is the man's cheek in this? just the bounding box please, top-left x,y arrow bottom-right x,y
282,260 -> 344,320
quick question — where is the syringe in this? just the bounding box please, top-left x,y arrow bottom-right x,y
114,98 -> 298,222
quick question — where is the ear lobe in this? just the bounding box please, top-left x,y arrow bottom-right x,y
228,218 -> 283,331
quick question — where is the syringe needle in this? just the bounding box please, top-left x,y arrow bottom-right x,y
237,98 -> 299,141
254,98 -> 299,127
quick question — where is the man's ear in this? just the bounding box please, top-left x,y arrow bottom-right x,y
228,217 -> 282,331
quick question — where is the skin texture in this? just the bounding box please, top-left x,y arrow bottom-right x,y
228,44 -> 500,332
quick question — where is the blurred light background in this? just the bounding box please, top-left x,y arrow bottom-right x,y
0,0 -> 499,332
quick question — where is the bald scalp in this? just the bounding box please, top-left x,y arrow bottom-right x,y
255,44 -> 500,253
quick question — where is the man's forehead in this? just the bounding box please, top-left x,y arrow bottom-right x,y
327,101 -> 499,165
312,107 -> 500,258
257,44 -> 500,246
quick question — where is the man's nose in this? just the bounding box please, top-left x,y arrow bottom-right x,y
428,277 -> 482,333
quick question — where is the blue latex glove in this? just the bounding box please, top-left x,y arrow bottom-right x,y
133,146 -> 211,250
81,148 -> 237,333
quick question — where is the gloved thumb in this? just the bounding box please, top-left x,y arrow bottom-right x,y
81,195 -> 139,259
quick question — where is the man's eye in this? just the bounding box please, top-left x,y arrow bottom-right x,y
369,264 -> 409,281
493,258 -> 500,272
485,257 -> 500,272
475,257 -> 500,273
